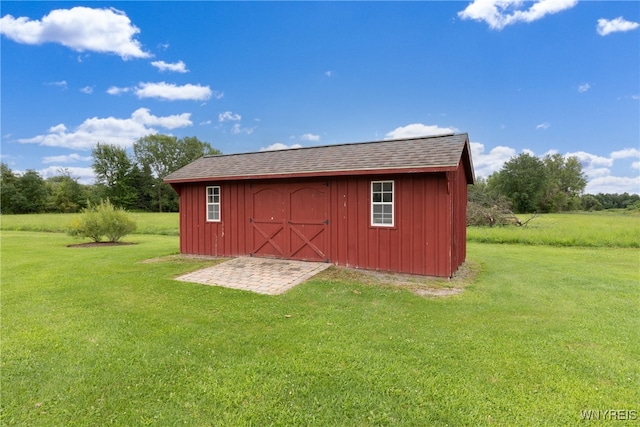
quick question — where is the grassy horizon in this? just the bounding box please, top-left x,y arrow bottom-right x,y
0,212 -> 179,236
2,210 -> 638,247
467,211 -> 640,248
1,214 -> 638,425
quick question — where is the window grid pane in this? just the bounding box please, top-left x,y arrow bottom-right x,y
371,180 -> 394,227
207,186 -> 221,222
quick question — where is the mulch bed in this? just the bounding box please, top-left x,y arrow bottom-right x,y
67,242 -> 137,248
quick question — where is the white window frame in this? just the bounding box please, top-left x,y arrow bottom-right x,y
371,180 -> 394,227
206,186 -> 221,222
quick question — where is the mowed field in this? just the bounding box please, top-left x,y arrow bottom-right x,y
1,212 -> 638,426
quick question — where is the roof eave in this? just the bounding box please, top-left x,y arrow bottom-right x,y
164,165 -> 459,184
461,138 -> 476,185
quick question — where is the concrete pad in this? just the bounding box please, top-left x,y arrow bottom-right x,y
175,257 -> 332,295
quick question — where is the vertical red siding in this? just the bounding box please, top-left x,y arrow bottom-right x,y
173,167 -> 469,277
324,174 -> 453,276
449,160 -> 469,275
177,182 -> 248,257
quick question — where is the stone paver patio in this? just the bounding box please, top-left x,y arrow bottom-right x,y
175,257 -> 332,295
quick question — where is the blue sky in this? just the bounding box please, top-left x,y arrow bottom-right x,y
1,1 -> 639,194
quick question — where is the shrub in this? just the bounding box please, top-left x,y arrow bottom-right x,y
467,180 -> 523,227
67,199 -> 136,242
68,208 -> 103,242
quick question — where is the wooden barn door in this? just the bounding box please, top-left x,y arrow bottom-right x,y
250,183 -> 329,262
288,185 -> 329,262
250,186 -> 287,258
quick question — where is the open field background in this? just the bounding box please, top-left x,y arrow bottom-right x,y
1,212 -> 639,425
468,211 -> 640,248
0,212 -> 179,236
2,210 -> 638,247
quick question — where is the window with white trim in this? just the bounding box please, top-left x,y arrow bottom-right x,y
206,186 -> 221,222
371,180 -> 394,226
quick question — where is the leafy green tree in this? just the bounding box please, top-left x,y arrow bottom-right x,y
619,193 -> 640,208
88,136 -> 221,212
179,136 -> 222,165
0,163 -> 18,214
539,154 -> 587,212
133,135 -> 178,181
584,192 -> 640,210
46,169 -> 87,213
92,143 -> 136,209
133,135 -> 221,212
134,135 -> 220,178
133,135 -> 176,212
581,194 -> 603,211
488,153 -> 547,213
128,164 -> 155,211
12,170 -> 50,213
83,184 -> 105,207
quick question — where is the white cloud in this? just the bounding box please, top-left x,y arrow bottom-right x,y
200,120 -> 212,126
565,150 -> 614,168
610,148 -> 640,160
37,166 -> 96,184
301,133 -> 321,142
458,0 -> 578,30
566,148 -> 640,194
130,108 -> 191,129
536,122 -> 550,130
385,123 -> 457,139
217,111 -> 255,134
597,17 -> 639,36
0,7 -> 150,59
49,124 -> 67,133
42,153 -> 92,164
578,83 -> 591,93
230,124 -> 255,135
585,175 -> 640,195
218,111 -> 242,122
80,86 -> 93,94
151,60 -> 188,73
134,82 -> 212,101
260,143 -> 303,151
585,167 -> 612,179
45,80 -> 67,89
467,143 -> 640,194
106,86 -> 130,95
470,142 -> 517,178
325,71 -> 333,77
17,108 -> 192,150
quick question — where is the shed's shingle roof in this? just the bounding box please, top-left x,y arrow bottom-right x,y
165,133 -> 474,183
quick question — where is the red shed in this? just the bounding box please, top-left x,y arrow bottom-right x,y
164,133 -> 475,277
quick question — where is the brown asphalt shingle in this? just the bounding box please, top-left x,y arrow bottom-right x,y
164,133 -> 472,183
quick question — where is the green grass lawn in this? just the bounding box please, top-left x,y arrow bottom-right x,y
0,212 -> 179,235
1,213 -> 639,425
4,210 -> 638,247
468,211 -> 640,248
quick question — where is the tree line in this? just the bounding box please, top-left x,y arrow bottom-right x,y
1,141 -> 638,216
469,152 -> 638,225
1,134 -> 220,214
